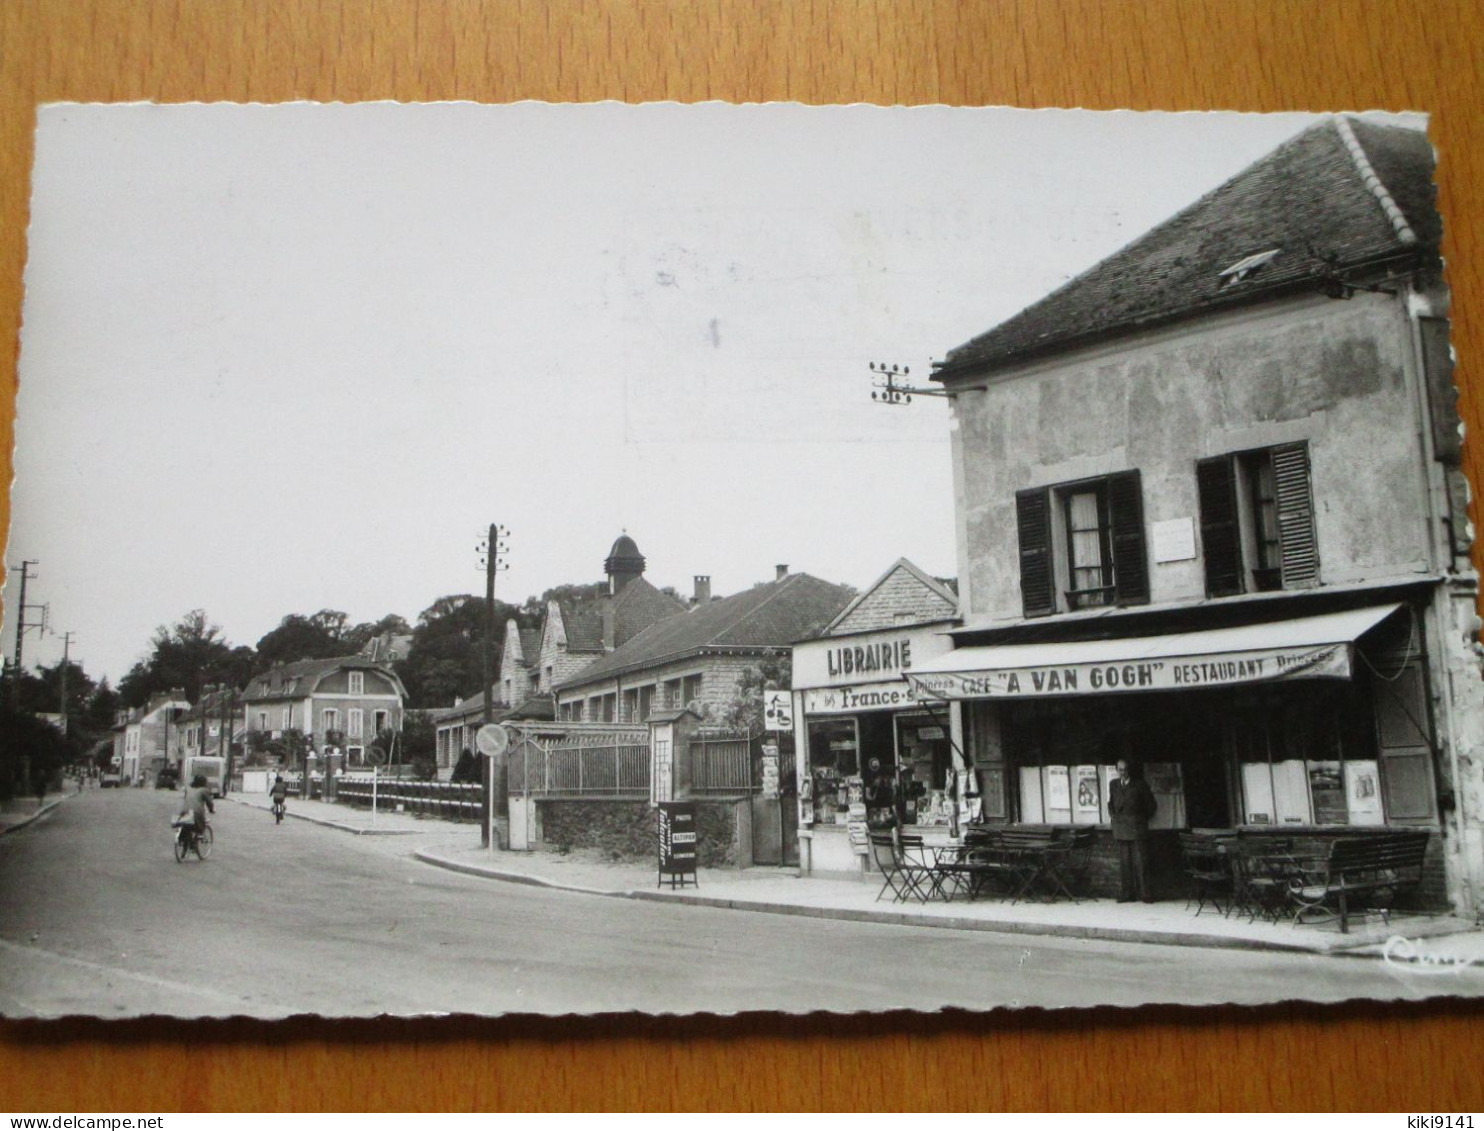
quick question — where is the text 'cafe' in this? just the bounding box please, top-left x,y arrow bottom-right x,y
901,604 -> 1449,902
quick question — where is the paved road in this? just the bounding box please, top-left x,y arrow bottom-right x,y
1,789 -> 1476,1018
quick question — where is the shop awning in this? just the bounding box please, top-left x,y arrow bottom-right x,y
905,603 -> 1402,700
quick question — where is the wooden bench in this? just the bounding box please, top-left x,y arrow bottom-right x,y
1286,831 -> 1431,933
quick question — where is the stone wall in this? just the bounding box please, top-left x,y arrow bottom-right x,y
538,798 -> 744,867
833,565 -> 957,634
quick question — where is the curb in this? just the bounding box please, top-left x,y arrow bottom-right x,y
0,797 -> 66,837
224,795 -> 424,836
411,846 -> 1360,956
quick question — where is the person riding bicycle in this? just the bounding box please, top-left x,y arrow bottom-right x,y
180,773 -> 215,842
269,774 -> 288,818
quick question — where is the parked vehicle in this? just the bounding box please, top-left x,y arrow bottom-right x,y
100,768 -> 122,788
180,756 -> 226,798
154,766 -> 180,790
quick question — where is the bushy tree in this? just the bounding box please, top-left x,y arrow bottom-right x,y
399,594 -> 526,709
254,612 -> 346,669
118,610 -> 253,707
719,651 -> 791,733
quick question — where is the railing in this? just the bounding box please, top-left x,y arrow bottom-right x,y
334,776 -> 483,821
508,726 -> 651,798
690,734 -> 753,795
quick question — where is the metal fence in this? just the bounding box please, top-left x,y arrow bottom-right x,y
334,776 -> 482,821
508,726 -> 650,798
690,734 -> 754,794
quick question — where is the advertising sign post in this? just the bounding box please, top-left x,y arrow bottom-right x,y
657,801 -> 699,889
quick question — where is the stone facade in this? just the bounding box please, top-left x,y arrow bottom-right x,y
832,562 -> 958,635
557,653 -> 764,724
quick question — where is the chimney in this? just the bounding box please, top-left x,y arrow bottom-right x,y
775,564 -> 789,581
693,575 -> 711,604
602,596 -> 616,651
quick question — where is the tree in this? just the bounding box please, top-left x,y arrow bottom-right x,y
719,651 -> 792,733
399,594 -> 527,709
117,610 -> 252,707
254,612 -> 345,669
343,613 -> 412,654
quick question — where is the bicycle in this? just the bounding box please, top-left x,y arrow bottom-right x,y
172,819 -> 213,863
271,799 -> 285,824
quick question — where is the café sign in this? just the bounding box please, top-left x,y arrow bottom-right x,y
907,643 -> 1351,700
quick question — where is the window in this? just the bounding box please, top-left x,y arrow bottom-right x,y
281,706 -> 292,730
681,673 -> 704,707
637,685 -> 654,722
1197,442 -> 1318,597
348,708 -> 363,738
373,709 -> 388,734
588,696 -> 602,720
1016,471 -> 1148,617
348,671 -> 365,695
323,708 -> 339,733
664,679 -> 682,709
257,711 -> 268,732
621,688 -> 639,722
601,693 -> 616,722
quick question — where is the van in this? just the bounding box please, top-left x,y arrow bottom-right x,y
180,756 -> 226,798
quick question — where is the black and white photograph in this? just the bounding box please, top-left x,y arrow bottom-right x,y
3,102 -> 1482,1020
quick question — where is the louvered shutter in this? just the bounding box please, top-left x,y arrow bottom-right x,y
1108,470 -> 1149,605
1273,442 -> 1319,587
1015,488 -> 1055,617
1196,455 -> 1243,597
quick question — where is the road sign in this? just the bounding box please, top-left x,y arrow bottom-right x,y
476,723 -> 510,757
367,745 -> 387,766
763,689 -> 792,731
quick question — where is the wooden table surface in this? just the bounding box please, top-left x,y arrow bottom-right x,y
3,0 -> 1482,1112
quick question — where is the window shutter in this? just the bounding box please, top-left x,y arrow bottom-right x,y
1015,488 -> 1055,617
1108,470 -> 1149,605
1273,442 -> 1319,586
1196,456 -> 1243,597
1374,665 -> 1436,823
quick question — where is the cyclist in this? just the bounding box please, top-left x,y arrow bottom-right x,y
269,774 -> 288,822
181,773 -> 215,847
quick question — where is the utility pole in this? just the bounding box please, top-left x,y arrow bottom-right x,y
7,560 -> 47,702
476,523 -> 510,846
57,631 -> 76,737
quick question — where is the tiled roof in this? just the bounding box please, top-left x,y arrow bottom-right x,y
935,117 -> 1438,379
518,627 -> 542,664
555,573 -> 854,690
241,655 -> 408,701
558,600 -> 606,653
612,577 -> 688,646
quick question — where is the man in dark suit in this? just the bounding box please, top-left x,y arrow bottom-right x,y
1108,759 -> 1157,902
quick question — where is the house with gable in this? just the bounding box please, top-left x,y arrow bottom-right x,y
240,655 -> 407,772
791,558 -> 964,876
554,566 -> 856,725
913,116 -> 1484,910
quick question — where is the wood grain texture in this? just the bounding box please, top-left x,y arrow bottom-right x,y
2,0 -> 1482,1112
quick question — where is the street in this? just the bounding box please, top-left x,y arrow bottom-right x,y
0,788 -> 1477,1019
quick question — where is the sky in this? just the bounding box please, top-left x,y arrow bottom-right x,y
3,102 -> 1374,684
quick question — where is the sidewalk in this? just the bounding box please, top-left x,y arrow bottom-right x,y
0,792 -> 67,836
232,793 -> 1484,960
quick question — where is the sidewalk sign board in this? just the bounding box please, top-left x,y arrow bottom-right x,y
657,801 -> 699,889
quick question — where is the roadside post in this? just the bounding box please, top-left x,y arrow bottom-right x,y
367,745 -> 386,825
476,723 -> 509,852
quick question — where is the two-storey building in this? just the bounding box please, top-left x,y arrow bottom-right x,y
240,656 -> 407,769
913,117 -> 1483,910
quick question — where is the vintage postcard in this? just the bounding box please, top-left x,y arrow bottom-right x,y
2,103 -> 1481,1019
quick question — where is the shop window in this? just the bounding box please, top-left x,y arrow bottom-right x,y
1235,686 -> 1386,826
894,715 -> 955,827
1016,471 -> 1148,617
1197,442 -> 1318,598
804,718 -> 859,827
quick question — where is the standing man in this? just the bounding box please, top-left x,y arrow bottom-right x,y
1108,759 -> 1157,903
